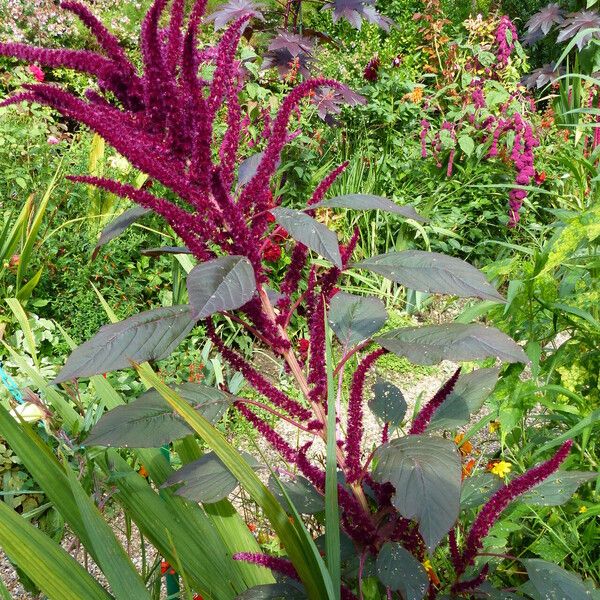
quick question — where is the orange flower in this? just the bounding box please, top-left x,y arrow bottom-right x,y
454,433 -> 473,456
138,465 -> 149,478
422,559 -> 440,586
403,87 -> 424,103
247,522 -> 257,533
462,458 -> 476,480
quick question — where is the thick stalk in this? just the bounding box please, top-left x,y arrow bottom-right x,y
258,285 -> 370,512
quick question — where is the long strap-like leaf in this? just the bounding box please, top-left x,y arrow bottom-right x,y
0,501 -> 112,600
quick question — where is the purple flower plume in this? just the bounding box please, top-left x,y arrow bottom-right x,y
454,440 -> 573,583
346,348 -> 387,483
233,552 -> 299,580
409,367 -> 461,435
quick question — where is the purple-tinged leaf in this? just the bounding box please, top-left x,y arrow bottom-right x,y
376,323 -> 529,365
427,367 -> 500,432
323,0 -> 394,31
373,435 -> 462,551
369,379 -> 406,427
557,10 -> 600,50
86,383 -> 232,448
525,3 -> 565,39
270,207 -> 342,268
309,194 -> 426,223
187,256 -> 257,319
262,32 -> 314,78
524,559 -> 600,600
376,542 -> 429,600
353,250 -> 505,302
206,0 -> 265,30
268,474 -> 324,514
328,291 -> 387,347
53,306 -> 196,383
522,64 -> 563,89
522,471 -> 597,506
311,85 -> 366,121
141,246 -> 193,257
162,451 -> 260,503
92,206 -> 150,259
237,152 -> 264,188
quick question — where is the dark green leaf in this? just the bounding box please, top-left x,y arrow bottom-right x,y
524,559 -> 600,600
270,207 -> 342,268
236,583 -> 306,599
328,292 -> 387,347
373,436 -> 462,551
163,451 -> 261,504
376,542 -> 428,600
522,471 -> 597,506
461,473 -> 502,509
353,251 -> 505,302
310,194 -> 426,223
92,206 -> 150,259
368,380 -> 406,427
86,384 -> 233,448
53,306 -> 196,383
474,582 -> 522,599
376,324 -> 528,365
268,474 -> 324,514
141,246 -> 192,257
187,256 -> 257,319
427,368 -> 500,431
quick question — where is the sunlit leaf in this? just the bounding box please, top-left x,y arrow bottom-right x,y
187,256 -> 257,319
53,306 -> 196,383
376,323 -> 528,365
86,384 -> 233,448
270,207 -> 342,268
354,250 -> 505,302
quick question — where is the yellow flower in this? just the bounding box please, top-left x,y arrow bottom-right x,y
579,506 -> 588,514
422,559 -> 432,570
488,460 -> 512,478
488,420 -> 500,433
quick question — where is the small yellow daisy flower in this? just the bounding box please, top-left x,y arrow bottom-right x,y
489,460 -> 512,478
488,420 -> 500,433
579,506 -> 588,514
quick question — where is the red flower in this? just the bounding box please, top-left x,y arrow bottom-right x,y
27,64 -> 44,82
534,170 -> 546,185
247,522 -> 257,532
298,338 -> 309,353
263,239 -> 282,262
160,561 -> 175,576
266,212 -> 276,223
193,595 -> 204,600
363,55 -> 381,82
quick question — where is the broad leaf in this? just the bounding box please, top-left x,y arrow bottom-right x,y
376,542 -> 429,600
268,474 -> 324,515
328,291 -> 387,347
524,559 -> 600,600
427,368 -> 500,431
187,256 -> 257,319
270,207 -> 342,268
354,251 -> 505,302
53,306 -> 196,383
376,323 -> 528,365
373,436 -> 462,551
163,451 -> 261,504
368,379 -> 407,427
323,0 -> 394,31
461,473 -> 502,509
522,471 -> 597,506
206,0 -> 264,30
86,383 -> 233,448
92,206 -> 150,259
310,194 -> 426,223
